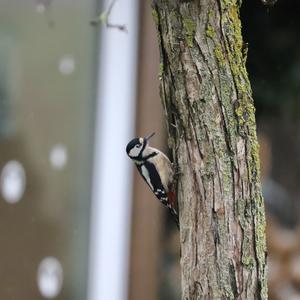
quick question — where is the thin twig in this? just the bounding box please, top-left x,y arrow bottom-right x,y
90,0 -> 127,32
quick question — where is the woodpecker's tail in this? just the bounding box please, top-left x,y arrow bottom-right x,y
169,207 -> 179,229
167,189 -> 179,229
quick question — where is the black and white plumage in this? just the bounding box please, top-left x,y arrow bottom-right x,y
126,132 -> 179,227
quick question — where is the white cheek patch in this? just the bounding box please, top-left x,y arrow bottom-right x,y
141,165 -> 153,190
129,147 -> 140,157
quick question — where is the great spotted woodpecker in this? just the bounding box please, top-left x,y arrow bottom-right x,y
126,132 -> 179,227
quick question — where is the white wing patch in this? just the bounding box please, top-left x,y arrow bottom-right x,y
141,165 -> 153,190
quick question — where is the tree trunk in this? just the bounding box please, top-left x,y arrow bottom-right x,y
152,1 -> 267,299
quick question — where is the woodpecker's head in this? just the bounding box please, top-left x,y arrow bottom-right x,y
126,132 -> 155,160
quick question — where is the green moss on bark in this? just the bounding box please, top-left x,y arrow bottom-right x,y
182,17 -> 196,47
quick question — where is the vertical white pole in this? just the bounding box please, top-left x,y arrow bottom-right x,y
87,1 -> 139,299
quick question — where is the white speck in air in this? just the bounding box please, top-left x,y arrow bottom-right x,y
49,144 -> 68,170
37,257 -> 63,299
58,55 -> 75,75
0,160 -> 26,203
36,3 -> 46,14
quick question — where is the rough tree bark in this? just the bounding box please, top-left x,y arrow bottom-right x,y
152,1 -> 267,299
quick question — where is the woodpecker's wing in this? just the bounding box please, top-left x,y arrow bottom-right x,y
148,149 -> 174,191
136,161 -> 169,207
136,161 -> 179,228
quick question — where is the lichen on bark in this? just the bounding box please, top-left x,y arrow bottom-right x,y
152,0 -> 267,299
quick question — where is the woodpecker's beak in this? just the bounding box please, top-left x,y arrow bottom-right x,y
144,132 -> 155,142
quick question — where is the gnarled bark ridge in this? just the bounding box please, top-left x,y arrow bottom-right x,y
152,1 -> 267,299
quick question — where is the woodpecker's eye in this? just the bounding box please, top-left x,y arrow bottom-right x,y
136,144 -> 141,148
